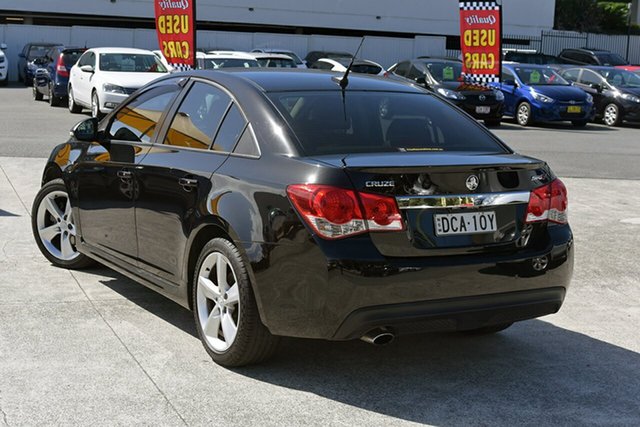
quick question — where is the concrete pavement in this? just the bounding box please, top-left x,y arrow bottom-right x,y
1,156 -> 639,426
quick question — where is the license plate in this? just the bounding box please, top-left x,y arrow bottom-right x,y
567,106 -> 582,113
434,211 -> 497,236
476,106 -> 491,114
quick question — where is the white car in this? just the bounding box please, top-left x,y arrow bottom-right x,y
250,48 -> 307,68
198,51 -> 259,69
250,53 -> 298,68
309,58 -> 385,76
0,43 -> 8,86
68,47 -> 169,118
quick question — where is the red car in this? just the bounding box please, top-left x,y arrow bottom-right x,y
617,65 -> 640,75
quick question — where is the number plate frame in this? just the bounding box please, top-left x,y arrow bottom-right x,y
434,211 -> 497,236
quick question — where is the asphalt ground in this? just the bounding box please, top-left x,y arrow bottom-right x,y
0,84 -> 639,426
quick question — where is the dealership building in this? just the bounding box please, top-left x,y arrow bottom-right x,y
3,0 -> 555,81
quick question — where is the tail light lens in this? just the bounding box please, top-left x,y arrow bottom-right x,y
526,179 -> 568,224
287,184 -> 404,239
56,55 -> 69,78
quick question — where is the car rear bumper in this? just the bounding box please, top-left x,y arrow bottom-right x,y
250,225 -> 574,340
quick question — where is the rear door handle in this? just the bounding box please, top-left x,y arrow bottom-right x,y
179,177 -> 198,191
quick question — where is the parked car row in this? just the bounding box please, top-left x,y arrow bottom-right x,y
0,43 -> 8,86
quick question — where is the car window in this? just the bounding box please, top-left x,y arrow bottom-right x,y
63,50 -> 85,67
579,69 -> 604,86
268,91 -> 507,156
424,61 -> 463,82
233,126 -> 260,157
579,53 -> 596,64
596,69 -> 640,88
258,58 -> 297,68
502,67 -> 516,83
28,45 -> 51,60
407,65 -> 424,80
164,82 -> 232,150
310,61 -> 334,70
108,84 -> 181,143
394,61 -> 411,76
77,52 -> 95,68
213,104 -> 247,152
99,53 -> 167,73
513,67 -> 569,86
201,58 -> 259,69
595,53 -> 627,66
561,69 -> 580,82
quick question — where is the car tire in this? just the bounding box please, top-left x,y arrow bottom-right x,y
484,119 -> 501,127
32,84 -> 43,101
193,238 -> 279,367
516,102 -> 533,126
603,103 -> 621,127
0,78 -> 7,87
68,86 -> 83,113
91,91 -> 103,119
572,120 -> 588,128
462,322 -> 513,335
49,83 -> 60,107
31,179 -> 94,270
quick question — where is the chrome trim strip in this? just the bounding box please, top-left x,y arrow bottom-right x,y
396,191 -> 531,210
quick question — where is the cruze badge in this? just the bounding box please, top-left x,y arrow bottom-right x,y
466,175 -> 480,191
365,180 -> 395,188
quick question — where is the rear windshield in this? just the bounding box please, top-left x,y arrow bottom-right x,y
268,91 -> 507,156
63,50 -> 85,67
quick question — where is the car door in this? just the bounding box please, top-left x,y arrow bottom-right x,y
500,67 -> 519,116
73,51 -> 95,105
576,69 -> 608,113
70,80 -> 183,265
135,79 -> 247,284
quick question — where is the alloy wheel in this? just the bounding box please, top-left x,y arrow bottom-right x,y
196,252 -> 241,353
36,190 -> 80,261
517,103 -> 531,126
603,104 -> 619,126
91,93 -> 99,118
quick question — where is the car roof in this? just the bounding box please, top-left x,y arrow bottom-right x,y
251,53 -> 296,60
87,47 -> 156,55
176,69 -> 426,93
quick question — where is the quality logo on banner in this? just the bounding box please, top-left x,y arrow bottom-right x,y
459,1 -> 502,85
154,0 -> 196,69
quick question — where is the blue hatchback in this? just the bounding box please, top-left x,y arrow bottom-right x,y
494,64 -> 594,127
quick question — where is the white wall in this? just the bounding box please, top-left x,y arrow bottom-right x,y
2,0 -> 556,37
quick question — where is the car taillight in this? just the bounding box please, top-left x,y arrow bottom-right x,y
287,184 -> 404,239
56,55 -> 69,78
525,179 -> 568,224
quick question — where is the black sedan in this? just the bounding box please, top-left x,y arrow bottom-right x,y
32,69 -> 573,366
388,58 -> 505,126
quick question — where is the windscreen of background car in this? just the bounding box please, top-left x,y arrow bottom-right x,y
28,46 -> 53,60
514,67 -> 569,86
63,51 -> 85,67
597,69 -> 640,88
595,53 -> 628,66
257,58 -> 297,68
424,61 -> 463,83
268,91 -> 508,156
99,54 -> 167,73
202,59 -> 259,69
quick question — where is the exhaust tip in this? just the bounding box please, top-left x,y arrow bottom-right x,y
360,327 -> 395,346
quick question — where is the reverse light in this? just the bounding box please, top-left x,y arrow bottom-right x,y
55,55 -> 68,78
525,179 -> 568,224
287,184 -> 404,239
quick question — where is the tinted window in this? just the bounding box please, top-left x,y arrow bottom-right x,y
311,61 -> 334,70
268,91 -> 507,156
164,82 -> 231,150
407,65 -> 424,80
233,126 -> 260,157
394,61 -> 411,76
561,69 -> 580,82
596,69 -> 640,88
213,104 -> 247,152
424,61 -> 463,82
78,52 -> 95,68
109,84 -> 181,142
99,53 -> 166,73
580,70 -> 604,86
595,53 -> 628,66
258,58 -> 297,68
351,64 -> 382,75
63,50 -> 85,67
502,68 -> 516,83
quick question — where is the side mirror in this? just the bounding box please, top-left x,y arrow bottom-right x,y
72,118 -> 99,142
80,65 -> 94,73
